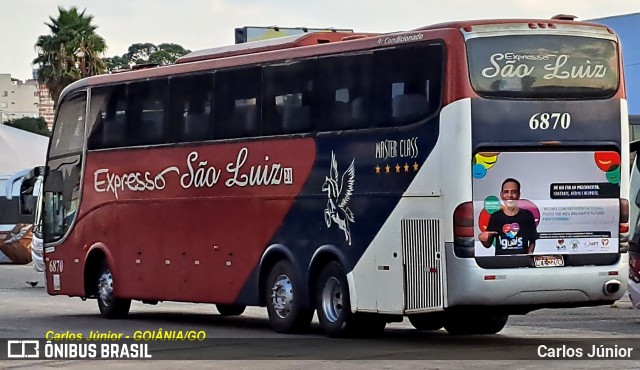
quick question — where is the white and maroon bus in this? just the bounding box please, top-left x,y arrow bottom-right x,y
36,16 -> 629,336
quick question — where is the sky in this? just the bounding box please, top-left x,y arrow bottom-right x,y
1,0 -> 638,81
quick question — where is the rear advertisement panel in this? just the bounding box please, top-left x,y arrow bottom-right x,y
473,151 -> 620,257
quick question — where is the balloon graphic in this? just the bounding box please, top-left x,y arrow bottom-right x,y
606,166 -> 620,184
594,152 -> 620,172
473,164 -> 487,179
472,152 -> 499,178
484,196 -> 501,214
474,153 -> 499,169
478,209 -> 491,232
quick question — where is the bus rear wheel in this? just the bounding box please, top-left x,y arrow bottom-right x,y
97,263 -> 131,319
315,261 -> 386,337
443,314 -> 508,335
408,312 -> 445,331
264,260 -> 313,333
216,304 -> 246,316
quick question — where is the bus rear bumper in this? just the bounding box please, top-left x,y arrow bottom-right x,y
445,247 -> 628,308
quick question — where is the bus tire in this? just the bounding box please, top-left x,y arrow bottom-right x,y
96,263 -> 131,319
315,261 -> 385,337
216,304 -> 246,316
444,314 -> 508,335
264,260 -> 313,333
408,312 -> 445,331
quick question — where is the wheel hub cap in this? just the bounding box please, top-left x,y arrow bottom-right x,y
271,274 -> 293,319
321,277 -> 343,323
98,269 -> 114,307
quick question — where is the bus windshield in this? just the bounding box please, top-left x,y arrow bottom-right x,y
467,35 -> 619,99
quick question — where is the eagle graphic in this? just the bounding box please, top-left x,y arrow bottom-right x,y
322,151 -> 355,245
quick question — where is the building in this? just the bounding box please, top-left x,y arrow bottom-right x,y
0,74 -> 39,124
37,84 -> 55,130
31,69 -> 55,129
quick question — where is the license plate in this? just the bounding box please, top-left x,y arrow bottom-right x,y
533,255 -> 564,267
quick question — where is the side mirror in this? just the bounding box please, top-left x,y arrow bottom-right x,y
45,169 -> 64,193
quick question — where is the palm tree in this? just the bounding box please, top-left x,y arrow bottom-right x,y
33,6 -> 107,104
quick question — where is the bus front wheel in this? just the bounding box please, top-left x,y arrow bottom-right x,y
264,260 -> 313,333
96,263 -> 131,319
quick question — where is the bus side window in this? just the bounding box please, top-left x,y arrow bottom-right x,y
87,85 -> 125,149
333,99 -> 351,130
228,100 -> 258,138
169,73 -> 214,143
314,53 -> 372,132
128,79 -> 168,146
373,43 -> 443,127
392,94 -> 430,124
103,87 -> 127,148
279,103 -> 311,134
263,59 -> 314,135
351,96 -> 370,128
104,112 -> 126,147
182,100 -> 211,141
214,67 -> 261,140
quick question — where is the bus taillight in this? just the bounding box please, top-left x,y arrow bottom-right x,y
453,202 -> 475,257
620,198 -> 629,252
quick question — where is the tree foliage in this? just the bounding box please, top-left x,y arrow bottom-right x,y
33,6 -> 107,105
104,43 -> 191,71
3,117 -> 51,136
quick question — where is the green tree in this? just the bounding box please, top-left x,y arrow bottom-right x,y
103,55 -> 128,71
4,117 -> 51,136
127,43 -> 158,64
33,6 -> 107,105
103,42 -> 191,71
148,43 -> 191,66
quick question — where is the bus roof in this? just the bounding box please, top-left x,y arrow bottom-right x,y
57,17 -> 617,102
176,32 -> 375,64
417,17 -> 613,31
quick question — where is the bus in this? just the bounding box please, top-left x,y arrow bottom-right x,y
34,16 -> 629,336
0,168 -> 41,265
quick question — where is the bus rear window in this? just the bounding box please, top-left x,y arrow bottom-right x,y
467,35 -> 618,99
